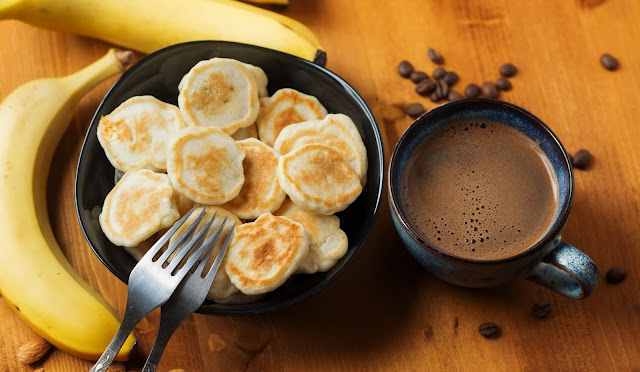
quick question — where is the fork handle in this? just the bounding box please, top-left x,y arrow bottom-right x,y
90,313 -> 139,372
141,316 -> 184,372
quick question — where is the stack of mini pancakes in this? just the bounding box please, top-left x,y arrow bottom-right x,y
97,58 -> 367,303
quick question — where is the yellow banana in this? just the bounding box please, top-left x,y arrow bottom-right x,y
0,0 -> 326,66
225,0 -> 323,50
0,49 -> 136,361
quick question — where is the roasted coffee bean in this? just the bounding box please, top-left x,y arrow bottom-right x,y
438,79 -> 449,98
499,63 -> 517,77
410,71 -> 429,84
496,77 -> 512,91
465,83 -> 480,98
416,80 -> 437,95
478,322 -> 501,339
443,71 -> 459,86
481,82 -> 499,99
600,54 -> 619,71
398,60 -> 414,78
531,302 -> 552,319
606,267 -> 627,284
430,90 -> 441,103
428,48 -> 444,64
448,90 -> 463,101
404,103 -> 425,118
433,67 -> 447,80
572,149 -> 592,169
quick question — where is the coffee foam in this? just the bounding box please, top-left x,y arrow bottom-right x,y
402,121 -> 558,261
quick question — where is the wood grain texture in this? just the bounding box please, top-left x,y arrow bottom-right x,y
1,0 -> 639,371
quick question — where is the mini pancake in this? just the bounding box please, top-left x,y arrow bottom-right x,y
275,199 -> 348,273
168,206 -> 242,301
178,58 -> 260,134
100,169 -> 179,247
256,88 -> 328,146
273,113 -> 368,186
243,63 -> 268,98
179,60 -> 268,98
222,138 -> 286,219
225,213 -> 310,295
277,144 -> 362,215
97,95 -> 186,172
167,126 -> 246,205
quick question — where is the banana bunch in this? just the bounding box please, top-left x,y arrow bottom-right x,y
0,49 -> 136,361
0,0 -> 326,65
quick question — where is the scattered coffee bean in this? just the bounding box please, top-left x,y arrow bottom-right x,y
410,71 -> 429,84
600,54 -> 619,71
465,83 -> 480,98
496,77 -> 512,91
606,267 -> 627,284
443,71 -> 459,86
404,103 -> 425,118
478,322 -> 501,339
430,90 -> 441,103
572,149 -> 592,169
433,67 -> 447,80
438,79 -> 449,98
398,60 -> 414,78
499,63 -> 517,77
416,80 -> 437,96
531,302 -> 552,319
428,48 -> 444,64
448,90 -> 463,101
481,82 -> 499,99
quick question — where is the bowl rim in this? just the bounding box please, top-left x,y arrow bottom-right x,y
74,40 -> 385,315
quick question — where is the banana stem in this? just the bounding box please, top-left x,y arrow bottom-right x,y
64,49 -> 132,95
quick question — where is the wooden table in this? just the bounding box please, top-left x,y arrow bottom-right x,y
1,0 -> 639,370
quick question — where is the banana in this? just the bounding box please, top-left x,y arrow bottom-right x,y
225,0 -> 323,50
0,49 -> 136,361
0,0 -> 326,66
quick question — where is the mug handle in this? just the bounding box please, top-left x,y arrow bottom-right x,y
526,239 -> 600,299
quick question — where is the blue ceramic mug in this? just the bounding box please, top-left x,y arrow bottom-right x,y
388,99 -> 599,299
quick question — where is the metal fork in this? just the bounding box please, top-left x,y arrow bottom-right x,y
141,219 -> 237,372
90,207 -> 220,372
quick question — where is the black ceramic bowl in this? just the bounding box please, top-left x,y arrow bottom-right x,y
75,41 -> 384,316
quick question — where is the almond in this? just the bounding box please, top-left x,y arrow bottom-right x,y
16,337 -> 52,364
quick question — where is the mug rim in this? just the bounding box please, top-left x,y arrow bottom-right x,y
388,98 -> 574,265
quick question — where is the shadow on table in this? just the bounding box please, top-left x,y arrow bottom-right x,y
266,204 -> 426,355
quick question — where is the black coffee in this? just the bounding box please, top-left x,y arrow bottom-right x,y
402,120 -> 558,260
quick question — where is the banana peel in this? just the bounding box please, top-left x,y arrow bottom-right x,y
0,48 -> 136,361
0,0 -> 326,66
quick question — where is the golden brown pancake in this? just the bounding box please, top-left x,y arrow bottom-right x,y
222,138 -> 286,219
256,88 -> 327,146
274,199 -> 348,273
273,113 -> 368,186
167,126 -> 246,205
99,169 -> 179,247
178,58 -> 260,134
277,144 -> 362,215
97,95 -> 186,172
225,213 -> 310,295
